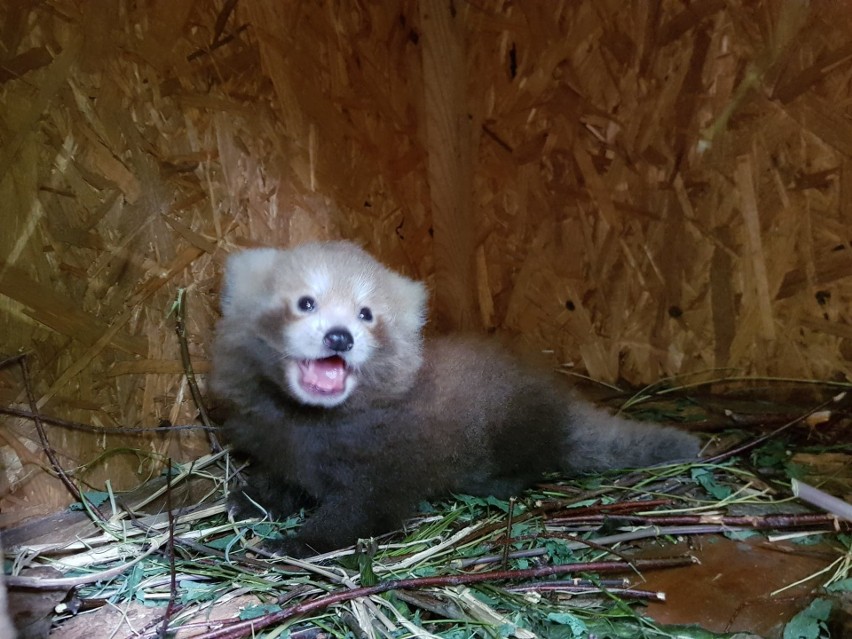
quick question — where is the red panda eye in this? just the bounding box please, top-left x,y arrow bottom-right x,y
297,296 -> 316,312
359,307 -> 373,322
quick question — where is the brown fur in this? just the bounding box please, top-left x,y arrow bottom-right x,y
210,242 -> 700,556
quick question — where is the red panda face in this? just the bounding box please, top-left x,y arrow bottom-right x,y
217,242 -> 428,409
277,270 -> 380,407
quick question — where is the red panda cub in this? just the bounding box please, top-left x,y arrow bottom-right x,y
210,241 -> 700,556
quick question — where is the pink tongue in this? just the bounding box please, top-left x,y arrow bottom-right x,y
301,356 -> 347,393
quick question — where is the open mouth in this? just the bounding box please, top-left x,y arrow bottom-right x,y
297,356 -> 349,397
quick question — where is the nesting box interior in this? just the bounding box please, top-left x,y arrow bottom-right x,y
3,2 -> 852,638
1,0 -> 851,555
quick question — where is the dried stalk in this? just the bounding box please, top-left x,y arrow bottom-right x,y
453,548 -> 548,568
548,512 -> 842,530
5,542 -> 162,588
506,581 -> 665,602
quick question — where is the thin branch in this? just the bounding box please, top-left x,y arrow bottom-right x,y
158,460 -> 179,639
536,495 -> 673,514
501,496 -> 516,570
453,548 -> 548,568
506,582 -> 666,602
525,532 -> 634,563
0,353 -> 28,370
548,512 -> 843,530
172,289 -> 221,452
0,406 -> 215,433
702,393 -> 845,464
17,355 -> 105,522
186,23 -> 250,61
134,602 -> 189,639
211,0 -> 239,46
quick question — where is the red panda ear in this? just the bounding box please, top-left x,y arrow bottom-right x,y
387,272 -> 428,335
220,249 -> 280,317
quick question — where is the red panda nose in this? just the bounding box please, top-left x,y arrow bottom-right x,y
324,328 -> 354,352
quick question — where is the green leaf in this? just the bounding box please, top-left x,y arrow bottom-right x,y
180,580 -> 219,604
827,578 -> 852,593
784,462 -> 807,480
782,598 -> 832,639
544,538 -> 575,563
69,490 -> 111,510
752,439 -> 789,469
724,529 -> 761,541
205,535 -> 239,550
239,603 -> 282,620
546,612 -> 588,637
411,565 -> 438,577
125,562 -> 144,601
690,467 -> 732,500
485,495 -> 512,512
357,543 -> 378,587
561,499 -> 598,509
791,533 -> 826,546
416,500 -> 437,513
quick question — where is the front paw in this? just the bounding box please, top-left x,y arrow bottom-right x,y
228,491 -> 270,521
264,535 -> 317,559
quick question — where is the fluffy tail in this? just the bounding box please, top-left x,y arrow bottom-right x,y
563,399 -> 700,473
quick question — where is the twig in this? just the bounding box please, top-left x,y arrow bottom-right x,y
16,355 -> 105,522
722,410 -> 813,427
550,469 -> 677,509
545,524 -> 840,550
457,485 -> 675,549
548,512 -> 842,530
0,353 -> 28,370
133,602 -> 190,639
186,23 -> 250,61
187,557 -> 695,639
172,289 -> 221,453
158,460 -> 179,639
0,406 -> 215,433
501,496 -> 516,570
453,548 -> 548,568
537,496 -> 673,515
526,532 -> 634,563
511,577 -> 628,589
211,0 -> 239,45
506,582 -> 665,602
702,393 -> 845,464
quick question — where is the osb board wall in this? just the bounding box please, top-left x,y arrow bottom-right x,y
2,0 -> 852,524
